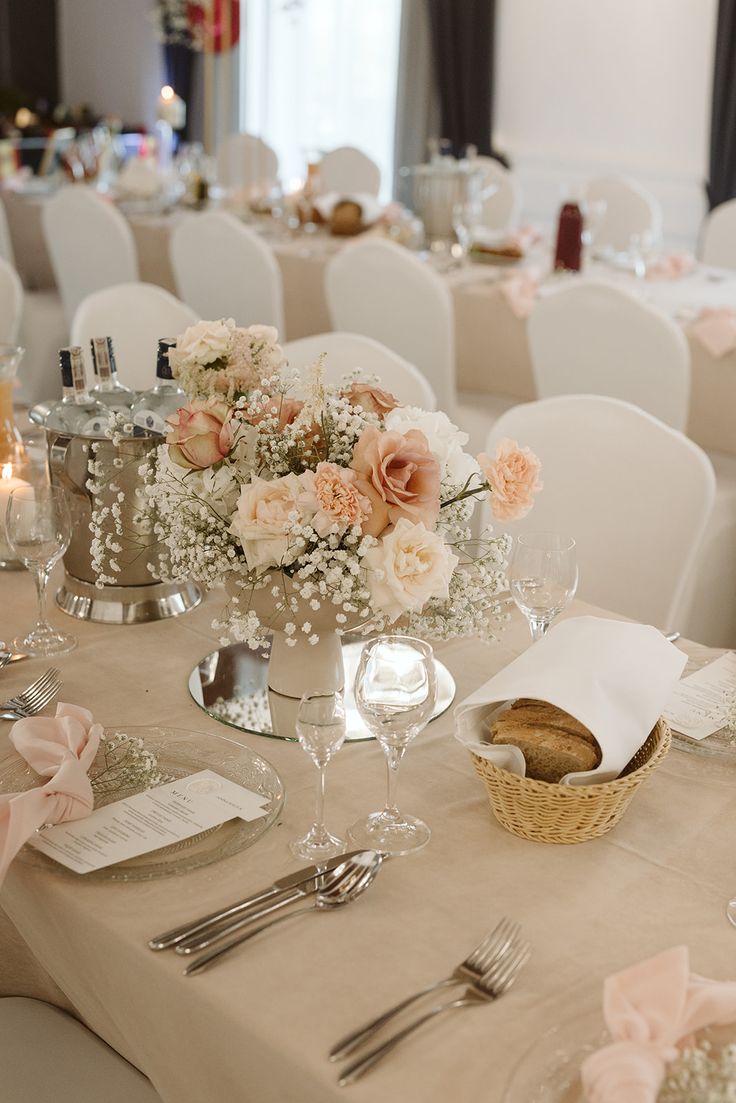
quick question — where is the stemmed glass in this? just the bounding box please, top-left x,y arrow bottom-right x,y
348,635 -> 437,856
291,690 -> 347,861
5,485 -> 76,656
509,533 -> 578,642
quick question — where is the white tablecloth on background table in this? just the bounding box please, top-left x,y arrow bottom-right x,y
0,570 -> 734,1103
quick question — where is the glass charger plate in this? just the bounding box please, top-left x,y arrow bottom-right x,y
0,726 -> 284,882
188,638 -> 456,742
503,1001 -> 736,1102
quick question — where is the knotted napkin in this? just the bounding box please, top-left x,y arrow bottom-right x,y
688,306 -> 736,358
0,703 -> 101,886
498,270 -> 540,318
645,251 -> 696,281
581,946 -> 736,1102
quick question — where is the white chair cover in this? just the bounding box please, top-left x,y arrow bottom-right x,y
700,198 -> 736,269
71,283 -> 198,391
528,280 -> 690,431
216,133 -> 278,194
325,237 -> 455,412
584,175 -> 663,253
0,998 -> 162,1103
170,211 -> 285,334
16,289 -> 67,406
42,187 -> 138,325
474,156 -> 522,232
283,331 -> 437,410
485,394 -> 715,631
0,256 -> 23,344
0,195 -> 15,266
320,147 -> 381,197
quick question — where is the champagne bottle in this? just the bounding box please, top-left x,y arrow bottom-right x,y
46,347 -> 112,437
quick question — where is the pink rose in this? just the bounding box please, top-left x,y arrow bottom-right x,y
299,463 -> 372,537
350,426 -> 441,533
249,395 -> 305,431
478,438 -> 542,521
229,473 -> 304,571
341,383 -> 400,418
166,398 -> 234,470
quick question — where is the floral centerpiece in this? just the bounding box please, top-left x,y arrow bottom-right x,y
96,318 -> 542,698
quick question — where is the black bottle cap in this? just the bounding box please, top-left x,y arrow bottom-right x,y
156,338 -> 175,380
59,347 -> 73,388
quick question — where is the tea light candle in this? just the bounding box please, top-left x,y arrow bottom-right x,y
158,85 -> 186,131
0,462 -> 30,568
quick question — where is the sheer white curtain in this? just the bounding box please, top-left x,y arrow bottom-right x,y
240,0 -> 402,198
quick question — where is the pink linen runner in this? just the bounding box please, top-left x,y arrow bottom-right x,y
688,306 -> 736,358
581,946 -> 736,1103
0,703 -> 101,886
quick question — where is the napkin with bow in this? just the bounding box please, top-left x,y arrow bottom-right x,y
0,703 -> 101,886
645,251 -> 696,281
688,306 -> 736,358
580,946 -> 736,1103
454,617 -> 685,785
312,191 -> 384,227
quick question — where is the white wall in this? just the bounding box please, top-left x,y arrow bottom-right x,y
495,0 -> 718,247
58,0 -> 164,131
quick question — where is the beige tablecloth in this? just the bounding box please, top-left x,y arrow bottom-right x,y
0,571 -> 733,1103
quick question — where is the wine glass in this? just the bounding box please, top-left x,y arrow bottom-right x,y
291,690 -> 347,861
509,533 -> 578,642
348,635 -> 437,856
5,485 -> 76,656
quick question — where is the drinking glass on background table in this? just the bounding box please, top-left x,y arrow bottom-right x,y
509,533 -> 578,642
348,636 -> 437,856
291,690 -> 347,861
5,485 -> 76,656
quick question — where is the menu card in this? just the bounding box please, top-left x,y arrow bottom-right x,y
663,651 -> 736,741
29,770 -> 271,874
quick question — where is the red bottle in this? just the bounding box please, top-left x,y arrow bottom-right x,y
554,201 -> 584,272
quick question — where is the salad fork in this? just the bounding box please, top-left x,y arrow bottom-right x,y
0,668 -> 62,720
330,917 -> 521,1061
337,938 -> 531,1086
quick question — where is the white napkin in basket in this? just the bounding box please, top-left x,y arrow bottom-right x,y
454,617 -> 686,786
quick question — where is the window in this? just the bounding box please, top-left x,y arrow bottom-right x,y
240,0 -> 402,198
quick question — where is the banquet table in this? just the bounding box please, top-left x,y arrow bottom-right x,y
1,572 -> 734,1103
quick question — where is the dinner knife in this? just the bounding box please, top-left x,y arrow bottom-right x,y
148,849 -> 367,951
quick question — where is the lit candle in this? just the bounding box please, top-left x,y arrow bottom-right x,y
0,462 -> 30,568
158,85 -> 186,131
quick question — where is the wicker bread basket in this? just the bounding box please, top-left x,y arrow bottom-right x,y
469,717 -> 671,844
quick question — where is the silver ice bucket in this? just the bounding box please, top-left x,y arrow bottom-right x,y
400,163 -> 484,243
45,426 -> 201,623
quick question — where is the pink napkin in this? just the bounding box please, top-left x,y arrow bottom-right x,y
580,946 -> 736,1103
688,306 -> 736,358
0,703 -> 101,886
645,251 -> 696,281
499,270 -> 539,318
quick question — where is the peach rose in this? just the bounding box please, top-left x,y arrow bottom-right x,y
478,438 -> 542,521
363,518 -> 459,623
350,426 -> 441,533
249,395 -> 305,431
166,398 -> 234,470
229,473 -> 305,571
341,382 -> 400,418
299,463 -> 372,537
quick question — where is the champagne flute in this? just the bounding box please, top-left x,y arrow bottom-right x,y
348,636 -> 437,856
291,690 -> 347,861
509,533 -> 578,642
6,485 -> 76,656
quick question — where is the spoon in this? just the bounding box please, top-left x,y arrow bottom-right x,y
183,850 -> 383,976
726,899 -> 736,928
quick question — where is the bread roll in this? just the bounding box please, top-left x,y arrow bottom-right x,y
330,200 -> 363,236
489,699 -> 601,783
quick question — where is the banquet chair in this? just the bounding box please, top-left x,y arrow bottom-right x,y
325,237 -> 455,413
0,256 -> 23,344
216,132 -> 278,194
170,210 -> 285,333
700,198 -> 736,268
484,394 -> 715,632
42,186 -> 138,326
0,998 -> 162,1102
527,280 -> 690,431
474,156 -> 523,232
0,193 -> 15,265
71,283 -> 198,391
584,175 -> 663,253
283,332 -> 437,409
320,146 -> 381,197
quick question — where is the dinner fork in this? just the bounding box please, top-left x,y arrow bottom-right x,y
329,917 -> 521,1061
337,938 -> 531,1086
0,668 -> 62,720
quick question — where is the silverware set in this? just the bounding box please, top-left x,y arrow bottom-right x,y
0,668 -> 62,720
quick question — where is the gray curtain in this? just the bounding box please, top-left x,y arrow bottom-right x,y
392,0 -> 439,197
708,0 -> 736,209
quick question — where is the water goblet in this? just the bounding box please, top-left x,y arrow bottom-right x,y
348,635 -> 437,856
5,485 -> 77,656
291,690 -> 347,862
509,533 -> 578,642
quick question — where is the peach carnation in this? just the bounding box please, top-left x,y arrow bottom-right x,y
478,438 -> 542,521
299,463 -> 372,537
